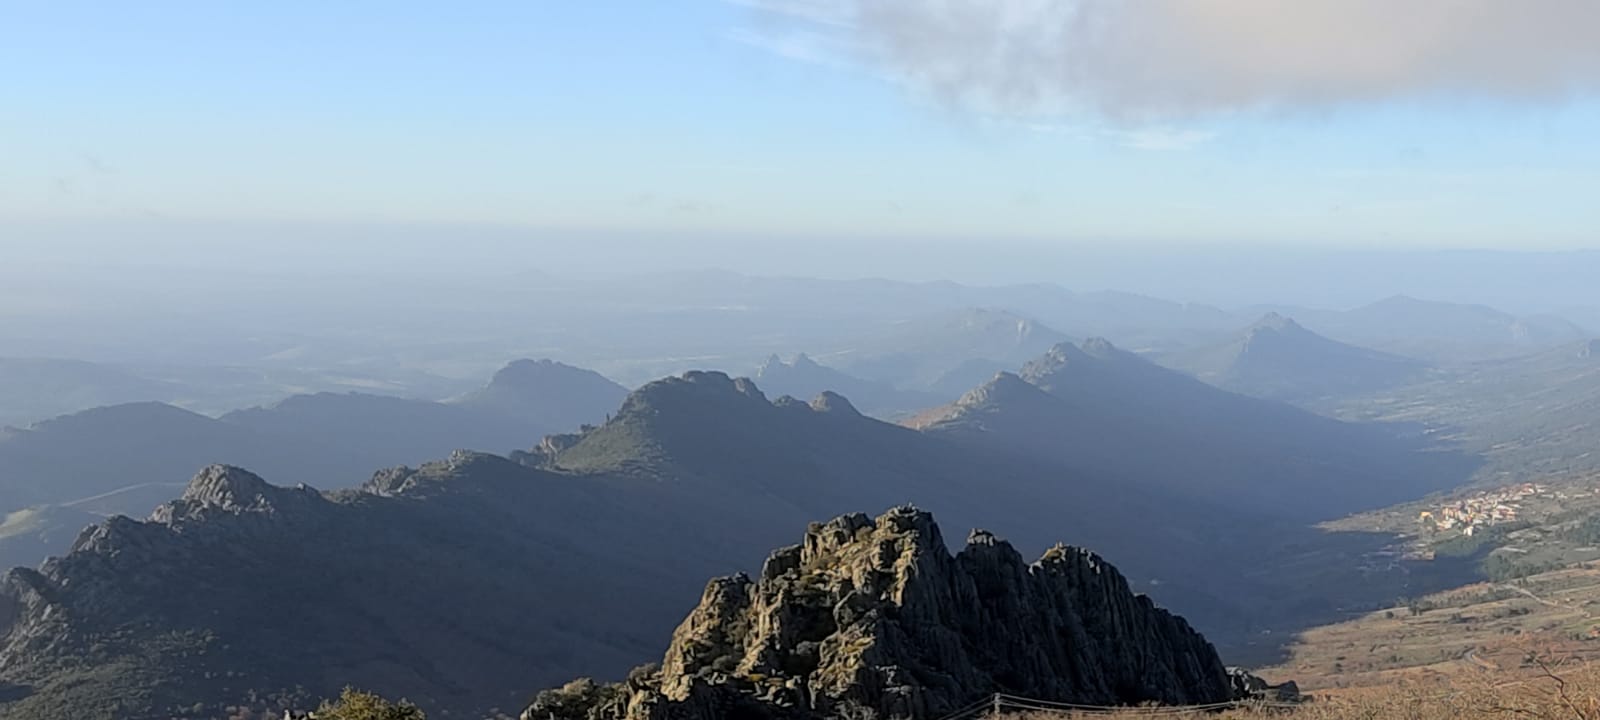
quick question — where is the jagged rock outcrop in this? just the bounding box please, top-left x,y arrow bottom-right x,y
1226,667 -> 1300,703
525,506 -> 1232,720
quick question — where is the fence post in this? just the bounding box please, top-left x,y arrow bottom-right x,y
991,694 -> 1001,717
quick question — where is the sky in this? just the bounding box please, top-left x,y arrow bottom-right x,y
4,0 -> 1600,256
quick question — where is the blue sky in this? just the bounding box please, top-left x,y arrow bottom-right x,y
4,1 -> 1599,250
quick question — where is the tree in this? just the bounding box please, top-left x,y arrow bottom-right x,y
315,687 -> 426,720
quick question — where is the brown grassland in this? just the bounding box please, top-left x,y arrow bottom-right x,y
1000,655 -> 1600,718
992,562 -> 1600,718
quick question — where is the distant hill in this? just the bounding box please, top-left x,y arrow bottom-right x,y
0,357 -> 174,429
914,339 -> 1474,518
1163,313 -> 1429,402
0,359 -> 625,571
0,402 -> 376,510
829,308 -> 1072,390
221,391 -> 540,467
1271,295 -> 1589,363
752,353 -> 942,417
0,358 -> 621,511
450,358 -> 629,431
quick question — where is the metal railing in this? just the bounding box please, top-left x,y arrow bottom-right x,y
933,692 -> 1303,719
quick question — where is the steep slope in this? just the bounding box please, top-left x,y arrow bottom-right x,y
1165,313 -> 1428,402
528,507 -> 1232,720
916,340 -> 1473,518
752,354 -> 942,417
451,358 -> 629,432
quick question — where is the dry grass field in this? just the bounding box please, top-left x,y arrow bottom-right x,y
1252,564 -> 1600,692
996,656 -> 1600,719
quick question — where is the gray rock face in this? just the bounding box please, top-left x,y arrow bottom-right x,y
526,506 -> 1232,720
1227,667 -> 1300,703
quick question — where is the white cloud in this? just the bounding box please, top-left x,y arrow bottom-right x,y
737,0 -> 1600,119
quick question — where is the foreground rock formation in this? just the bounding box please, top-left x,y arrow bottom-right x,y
526,506 -> 1233,720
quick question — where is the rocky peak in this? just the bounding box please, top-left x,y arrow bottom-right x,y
956,372 -> 1042,408
807,391 -> 861,417
179,465 -> 283,511
1078,337 -> 1121,357
526,506 -> 1234,720
617,372 -> 771,418
142,465 -> 326,530
758,353 -> 827,375
1022,342 -> 1085,377
1248,312 -> 1301,334
757,354 -> 786,374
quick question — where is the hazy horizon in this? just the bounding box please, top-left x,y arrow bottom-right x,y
7,2 -> 1600,255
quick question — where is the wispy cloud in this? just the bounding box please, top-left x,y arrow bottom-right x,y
1018,121 -> 1216,151
1111,128 -> 1217,152
725,0 -> 855,28
734,0 -> 1600,119
724,26 -> 853,69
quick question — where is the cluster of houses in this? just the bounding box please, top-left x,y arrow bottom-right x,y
1418,483 -> 1543,536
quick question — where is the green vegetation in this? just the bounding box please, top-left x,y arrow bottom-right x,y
1482,553 -> 1564,582
316,687 -> 426,720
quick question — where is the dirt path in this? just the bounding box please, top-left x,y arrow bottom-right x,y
1496,583 -> 1594,619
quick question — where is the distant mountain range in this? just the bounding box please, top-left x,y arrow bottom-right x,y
752,353 -> 942,417
1258,295 -> 1589,364
0,356 -> 475,431
826,308 -> 1073,391
1161,313 -> 1429,402
914,338 -> 1469,518
0,359 -> 627,572
0,347 -> 1481,718
0,357 -> 175,429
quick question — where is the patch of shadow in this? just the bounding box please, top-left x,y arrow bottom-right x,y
0,683 -> 33,702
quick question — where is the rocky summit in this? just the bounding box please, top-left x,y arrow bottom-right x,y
526,506 -> 1232,720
